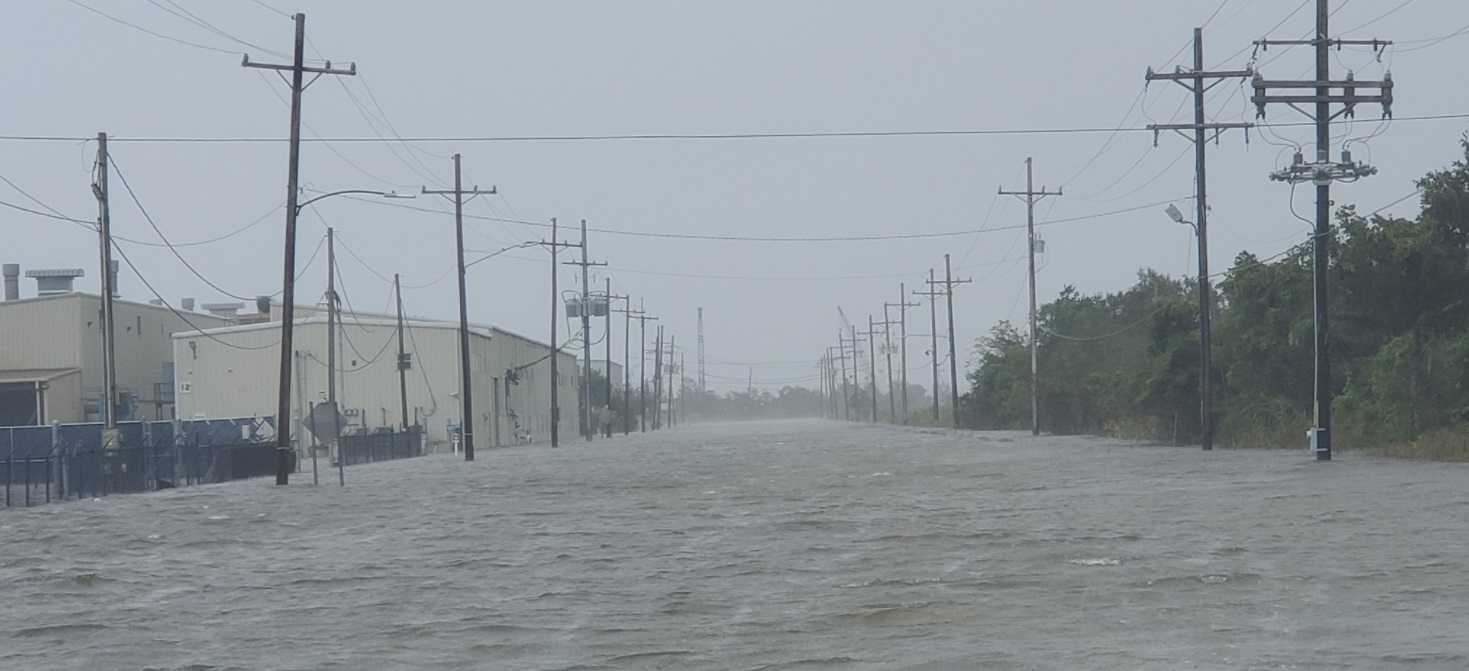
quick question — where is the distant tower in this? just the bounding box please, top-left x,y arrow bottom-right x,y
697,307 -> 706,394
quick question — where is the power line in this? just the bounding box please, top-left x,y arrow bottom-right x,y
107,154 -> 257,301
7,113 -> 1469,146
65,0 -> 240,55
111,241 -> 277,351
345,193 -> 1185,243
147,0 -> 290,58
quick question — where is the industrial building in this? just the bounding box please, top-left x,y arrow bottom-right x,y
0,263 -> 233,426
172,304 -> 579,453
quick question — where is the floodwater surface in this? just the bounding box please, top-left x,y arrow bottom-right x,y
3,420 -> 1467,670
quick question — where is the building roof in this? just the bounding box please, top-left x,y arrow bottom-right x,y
0,367 -> 81,384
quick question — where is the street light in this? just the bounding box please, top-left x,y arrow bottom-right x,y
296,189 -> 414,213
274,188 -> 417,486
1163,203 -> 1212,451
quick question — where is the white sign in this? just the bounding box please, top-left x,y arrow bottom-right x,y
178,381 -> 193,394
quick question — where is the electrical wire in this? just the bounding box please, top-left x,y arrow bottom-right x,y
10,113 -> 1469,145
148,0 -> 290,58
107,154 -> 257,301
1039,304 -> 1170,342
111,241 -> 277,351
1396,21 -> 1469,52
65,0 -> 241,55
343,193 -> 1185,243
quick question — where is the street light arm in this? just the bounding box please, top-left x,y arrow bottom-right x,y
465,242 -> 539,269
296,189 -> 410,212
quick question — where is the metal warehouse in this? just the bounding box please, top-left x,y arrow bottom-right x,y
0,265 -> 232,426
172,313 -> 579,454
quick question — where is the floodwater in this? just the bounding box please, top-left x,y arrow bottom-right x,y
3,420 -> 1468,670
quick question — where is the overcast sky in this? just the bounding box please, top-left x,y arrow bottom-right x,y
5,1 -> 1468,393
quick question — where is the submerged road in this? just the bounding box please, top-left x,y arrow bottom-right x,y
3,420 -> 1467,670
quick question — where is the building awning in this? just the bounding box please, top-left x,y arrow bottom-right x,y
0,368 -> 81,385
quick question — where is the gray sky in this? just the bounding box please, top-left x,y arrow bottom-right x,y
5,1 -> 1468,392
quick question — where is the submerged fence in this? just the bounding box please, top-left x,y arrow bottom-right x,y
2,418 -> 273,509
3,421 -> 423,509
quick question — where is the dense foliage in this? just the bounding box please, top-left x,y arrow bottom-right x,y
959,139 -> 1469,455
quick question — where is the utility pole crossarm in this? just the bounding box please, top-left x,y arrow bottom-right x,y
1248,0 -> 1394,461
243,56 -> 356,77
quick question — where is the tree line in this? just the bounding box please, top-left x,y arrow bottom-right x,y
959,138 -> 1469,457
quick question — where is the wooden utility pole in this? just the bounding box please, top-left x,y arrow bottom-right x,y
629,305 -> 657,432
326,228 -> 344,486
1252,0 -> 1390,461
532,219 -> 579,447
887,286 -> 920,424
874,311 -> 902,423
913,272 -> 944,423
394,273 -> 410,431
423,154 -> 496,461
928,254 -> 971,428
865,317 -> 880,424
1000,158 -> 1061,436
614,301 -> 644,435
93,133 -> 119,446
561,220 -> 606,441
243,13 -> 355,484
1146,27 -> 1253,451
652,326 -> 664,430
666,336 -> 677,429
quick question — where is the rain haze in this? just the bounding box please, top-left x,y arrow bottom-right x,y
4,0 -> 1466,391
7,2 -> 1469,670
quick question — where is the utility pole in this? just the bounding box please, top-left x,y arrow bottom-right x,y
913,272 -> 943,423
614,302 -> 643,435
93,133 -> 119,447
1000,158 -> 1062,436
560,219 -> 606,441
394,273 -> 410,431
532,219 -> 580,447
929,254 -> 971,429
697,308 -> 707,394
326,227 -> 344,486
666,336 -> 677,429
422,154 -> 496,461
652,326 -> 664,430
243,12 -> 356,485
604,281 -> 628,437
629,305 -> 657,432
857,315 -> 869,419
837,334 -> 853,421
888,286 -> 921,425
1252,0 -> 1390,461
876,310 -> 902,423
1147,27 -> 1253,451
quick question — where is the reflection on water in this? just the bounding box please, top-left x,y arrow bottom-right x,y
3,420 -> 1468,670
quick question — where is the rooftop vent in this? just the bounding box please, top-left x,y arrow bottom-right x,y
3,263 -> 19,301
200,302 -> 245,319
181,298 -> 195,311
26,268 -> 84,297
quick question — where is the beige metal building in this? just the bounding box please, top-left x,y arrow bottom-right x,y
0,287 -> 232,426
172,312 -> 579,453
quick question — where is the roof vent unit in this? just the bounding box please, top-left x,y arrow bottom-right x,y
3,263 -> 19,301
148,299 -> 165,306
181,298 -> 195,311
200,302 -> 245,319
27,268 -> 84,297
